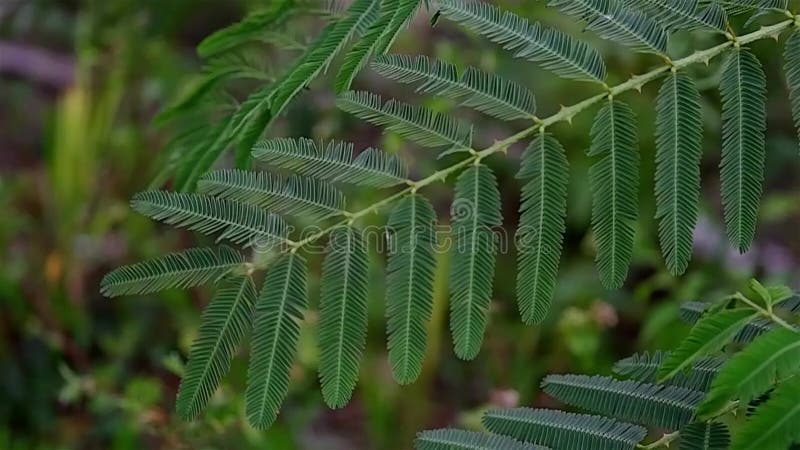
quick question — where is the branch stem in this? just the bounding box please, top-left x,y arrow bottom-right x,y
285,17 -> 796,250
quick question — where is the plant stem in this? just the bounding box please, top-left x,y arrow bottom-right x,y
730,292 -> 798,332
285,17 -> 796,251
636,430 -> 680,449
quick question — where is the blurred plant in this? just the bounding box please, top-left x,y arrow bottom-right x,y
417,279 -> 800,450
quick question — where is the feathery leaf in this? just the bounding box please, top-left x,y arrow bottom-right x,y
588,100 -> 640,289
658,308 -> 758,382
197,0 -> 296,58
100,246 -> 244,297
786,30 -> 800,153
318,228 -> 370,408
698,327 -> 800,418
655,71 -> 703,275
626,0 -> 727,31
385,194 -> 437,384
337,91 -> 473,154
253,138 -> 408,188
542,374 -> 703,430
245,253 -> 308,429
414,429 -> 545,450
679,422 -> 730,450
131,191 -> 289,247
516,133 -> 568,324
448,164 -> 502,360
372,54 -> 538,120
437,0 -> 607,82
730,376 -> 800,450
614,351 -> 725,392
199,170 -> 346,220
719,48 -> 766,252
176,275 -> 256,420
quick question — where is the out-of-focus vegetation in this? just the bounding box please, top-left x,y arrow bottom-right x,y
1,1 -> 799,449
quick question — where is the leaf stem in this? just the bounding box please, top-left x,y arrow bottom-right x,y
286,18 -> 795,250
636,430 -> 679,449
728,292 -> 798,332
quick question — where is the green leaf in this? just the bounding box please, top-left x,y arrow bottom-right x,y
614,351 -> 725,392
337,91 -> 473,154
176,275 -> 256,420
698,327 -> 800,418
252,138 -> 409,188
516,133 -> 568,324
588,99 -> 640,289
245,253 -> 308,429
483,408 -> 647,450
716,0 -> 787,16
385,194 -> 437,384
550,0 -> 668,54
198,170 -> 346,220
786,30 -> 800,153
173,115 -> 235,192
414,429 -> 545,450
658,308 -> 758,382
448,164 -> 502,360
626,0 -> 727,32
654,71 -> 703,275
196,0 -> 296,58
730,376 -> 800,450
679,422 -> 730,450
437,0 -> 607,82
373,54 -> 538,120
542,374 -> 703,430
374,0 -> 422,54
131,191 -> 289,247
719,48 -> 766,253
100,246 -> 244,297
318,228 -> 370,408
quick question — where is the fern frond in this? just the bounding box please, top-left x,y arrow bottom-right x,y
695,2 -> 729,31
245,253 -> 308,429
483,407 -> 647,450
658,308 -> 758,382
448,164 -> 502,360
372,54 -> 538,120
549,0 -> 668,54
414,429 -> 544,450
613,351 -> 725,392
627,0 -> 727,32
100,246 -> 244,297
337,91 -> 473,154
268,0 -> 381,117
385,194 -> 437,384
437,0 -> 607,82
719,48 -> 766,253
252,138 -> 408,187
716,0 -> 788,16
654,71 -> 702,275
176,275 -> 256,420
198,170 -> 346,220
196,0 -> 297,58
588,100 -> 640,289
679,422 -> 730,450
318,227 -> 369,408
786,30 -> 800,153
730,376 -> 800,450
131,191 -> 289,247
375,0 -> 423,54
698,327 -> 800,417
542,374 -> 703,430
516,133 -> 568,324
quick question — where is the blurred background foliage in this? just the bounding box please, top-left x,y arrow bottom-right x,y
1,0 -> 799,448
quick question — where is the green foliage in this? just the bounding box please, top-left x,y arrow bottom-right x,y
614,351 -> 725,392
318,227 -> 370,408
588,100 -> 640,289
659,308 -> 757,382
483,408 -> 647,450
654,71 -> 703,275
542,374 -> 703,429
176,275 -> 256,420
730,376 -> 800,450
372,55 -> 538,120
245,253 -> 308,429
679,422 -> 730,450
385,194 -> 437,384
698,327 -> 800,417
414,429 -> 544,450
625,0 -> 728,32
196,0 -> 297,58
787,30 -> 800,153
100,246 -> 244,297
719,48 -> 766,253
448,164 -> 502,360
515,133 -> 568,324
